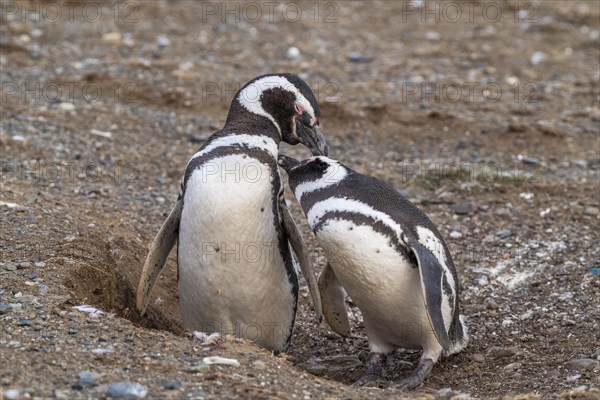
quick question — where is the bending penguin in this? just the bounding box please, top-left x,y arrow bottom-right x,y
278,155 -> 468,389
136,73 -> 328,353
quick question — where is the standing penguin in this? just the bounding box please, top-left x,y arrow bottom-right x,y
136,73 -> 328,353
278,155 -> 468,389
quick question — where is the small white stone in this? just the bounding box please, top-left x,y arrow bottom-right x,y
157,35 -> 171,47
58,102 -> 75,111
286,46 -> 301,59
202,356 -> 240,367
530,52 -> 546,65
3,389 -> 21,400
102,32 -> 122,44
425,31 -> 440,40
450,230 -> 463,239
90,129 -> 112,138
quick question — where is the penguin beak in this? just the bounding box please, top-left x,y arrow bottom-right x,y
278,155 -> 300,172
296,121 -> 329,156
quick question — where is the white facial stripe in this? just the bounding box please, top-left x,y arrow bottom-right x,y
307,197 -> 404,238
187,134 -> 278,167
294,161 -> 348,202
237,76 -> 316,136
415,226 -> 456,292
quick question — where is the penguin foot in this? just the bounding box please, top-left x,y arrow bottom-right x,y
353,352 -> 387,387
390,358 -> 434,390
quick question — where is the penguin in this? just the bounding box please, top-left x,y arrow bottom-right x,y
136,73 -> 328,353
278,155 -> 468,389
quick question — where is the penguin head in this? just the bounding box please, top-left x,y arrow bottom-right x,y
233,73 -> 328,155
278,155 -> 347,195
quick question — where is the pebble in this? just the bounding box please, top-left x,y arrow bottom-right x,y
286,46 -> 301,59
530,51 -> 546,65
476,275 -> 488,286
564,358 -> 599,371
9,303 -> 22,313
347,52 -> 373,63
18,319 -> 32,327
38,285 -> 49,293
518,156 -> 540,166
27,273 -> 38,280
68,328 -> 78,335
102,32 -> 122,45
566,374 -> 581,382
591,349 -> 600,359
0,304 -> 12,314
424,31 -> 441,40
584,207 -> 599,216
3,389 -> 21,400
449,230 -> 463,239
164,379 -> 182,390
487,299 -> 499,310
190,134 -> 206,143
495,229 -> 512,239
90,129 -> 112,138
106,382 -> 148,399
546,370 -> 561,379
491,347 -> 518,358
157,35 -> 171,47
520,310 -> 533,320
18,261 -> 31,269
34,261 -> 46,268
4,264 -> 16,271
504,362 -> 521,371
471,354 -> 485,363
450,201 -> 473,215
58,102 -> 75,111
202,356 -> 240,367
251,360 -> 266,370
73,371 -> 101,389
189,363 -> 210,373
494,207 -> 509,216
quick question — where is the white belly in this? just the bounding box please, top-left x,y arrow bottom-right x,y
317,219 -> 436,353
178,154 -> 295,351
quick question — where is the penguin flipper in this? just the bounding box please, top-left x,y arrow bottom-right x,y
318,262 -> 352,337
409,241 -> 451,351
136,198 -> 182,316
280,199 -> 323,323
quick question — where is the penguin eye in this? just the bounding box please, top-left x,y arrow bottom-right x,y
313,158 -> 329,169
294,103 -> 305,114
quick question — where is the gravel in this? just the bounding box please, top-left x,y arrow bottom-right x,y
0,1 -> 598,399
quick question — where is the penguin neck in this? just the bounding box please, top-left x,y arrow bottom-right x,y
224,99 -> 283,148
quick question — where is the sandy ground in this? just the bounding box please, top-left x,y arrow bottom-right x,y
1,0 -> 599,399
